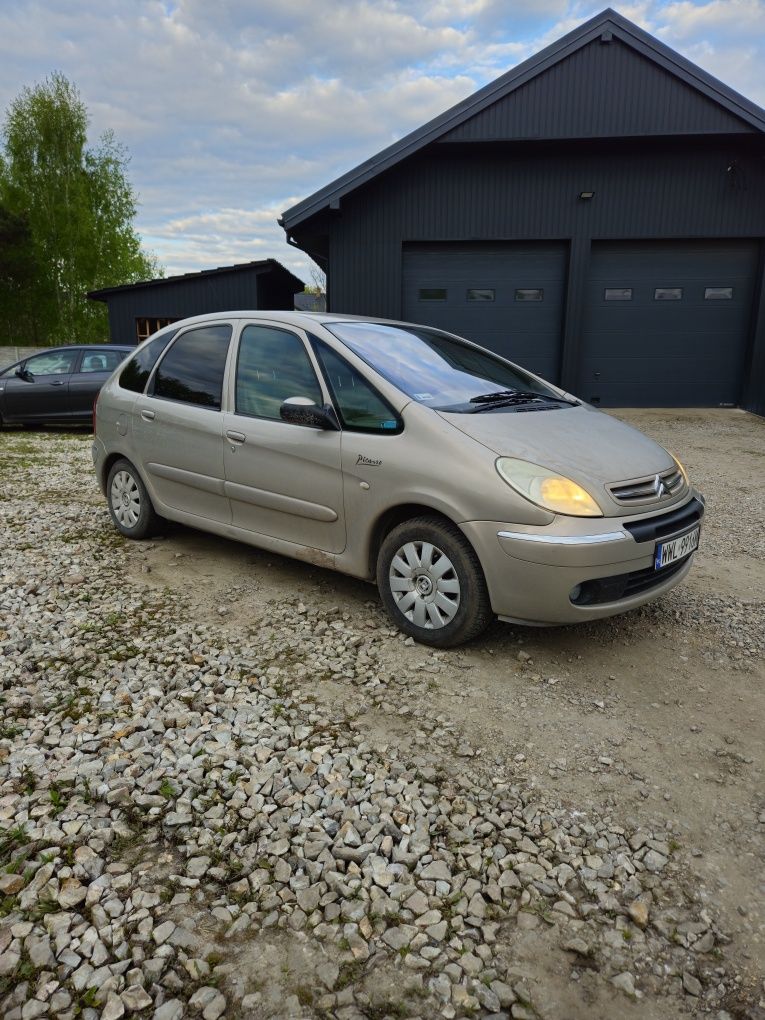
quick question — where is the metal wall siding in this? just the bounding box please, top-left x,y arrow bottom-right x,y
326,140 -> 765,319
443,41 -> 753,142
101,267 -> 295,344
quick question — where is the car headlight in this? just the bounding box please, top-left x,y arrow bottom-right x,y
670,453 -> 689,484
496,457 -> 602,517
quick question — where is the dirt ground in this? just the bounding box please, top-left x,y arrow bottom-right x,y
116,407 -> 764,1013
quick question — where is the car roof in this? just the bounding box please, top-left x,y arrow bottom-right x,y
151,310 -> 426,332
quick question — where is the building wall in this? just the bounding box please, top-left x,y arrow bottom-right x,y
322,136 -> 765,404
101,268 -> 297,345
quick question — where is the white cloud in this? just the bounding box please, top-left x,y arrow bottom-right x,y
1,0 -> 763,281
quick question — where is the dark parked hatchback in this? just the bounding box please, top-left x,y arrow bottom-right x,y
0,346 -> 133,426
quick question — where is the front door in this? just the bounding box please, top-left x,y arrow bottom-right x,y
222,322 -> 345,553
133,323 -> 233,523
2,349 -> 78,421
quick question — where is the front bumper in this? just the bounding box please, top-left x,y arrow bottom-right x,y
461,492 -> 704,625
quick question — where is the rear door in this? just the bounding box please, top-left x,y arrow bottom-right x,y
133,323 -> 233,523
222,321 -> 345,553
1,349 -> 78,422
68,348 -> 130,418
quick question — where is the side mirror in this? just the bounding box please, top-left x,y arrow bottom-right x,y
280,397 -> 339,430
15,366 -> 33,382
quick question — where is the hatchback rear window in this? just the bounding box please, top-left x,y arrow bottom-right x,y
119,329 -> 178,393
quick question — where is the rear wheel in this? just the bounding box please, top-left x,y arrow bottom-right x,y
377,515 -> 492,647
107,458 -> 159,539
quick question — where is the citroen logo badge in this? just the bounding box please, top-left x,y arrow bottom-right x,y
653,474 -> 669,497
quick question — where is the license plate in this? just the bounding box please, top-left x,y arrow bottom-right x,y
655,527 -> 700,570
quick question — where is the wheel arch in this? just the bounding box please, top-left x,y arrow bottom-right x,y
367,502 -> 468,577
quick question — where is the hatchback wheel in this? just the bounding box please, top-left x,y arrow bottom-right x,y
107,458 -> 159,539
377,515 -> 492,647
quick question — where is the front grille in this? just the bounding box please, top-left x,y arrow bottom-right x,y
608,467 -> 685,506
571,556 -> 691,607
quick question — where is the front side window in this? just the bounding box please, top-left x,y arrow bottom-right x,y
325,321 -> 558,413
153,324 -> 232,409
79,350 -> 126,374
235,324 -> 322,419
24,351 -> 77,376
119,329 -> 178,393
312,339 -> 401,433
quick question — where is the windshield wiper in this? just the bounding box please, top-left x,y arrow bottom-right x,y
469,389 -> 577,408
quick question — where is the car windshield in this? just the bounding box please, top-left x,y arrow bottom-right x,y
325,321 -> 562,412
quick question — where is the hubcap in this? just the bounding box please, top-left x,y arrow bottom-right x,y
110,470 -> 141,528
389,541 -> 460,630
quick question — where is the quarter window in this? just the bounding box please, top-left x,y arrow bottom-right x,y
312,339 -> 401,433
119,330 -> 178,393
24,351 -> 77,375
654,287 -> 682,301
153,325 -> 232,409
235,325 -> 322,420
79,350 -> 125,373
515,288 -> 543,301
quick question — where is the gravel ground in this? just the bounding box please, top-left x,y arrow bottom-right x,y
0,409 -> 763,1020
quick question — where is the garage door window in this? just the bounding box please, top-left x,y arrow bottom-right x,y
467,289 -> 495,302
705,287 -> 733,300
419,288 -> 447,301
605,288 -> 632,301
654,287 -> 683,301
515,289 -> 543,301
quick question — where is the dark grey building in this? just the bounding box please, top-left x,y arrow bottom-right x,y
89,259 -> 305,346
281,9 -> 765,414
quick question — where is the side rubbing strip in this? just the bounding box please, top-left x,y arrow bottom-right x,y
146,462 -> 226,496
225,481 -> 338,522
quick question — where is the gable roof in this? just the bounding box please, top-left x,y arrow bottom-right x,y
281,8 -> 765,233
88,259 -> 303,301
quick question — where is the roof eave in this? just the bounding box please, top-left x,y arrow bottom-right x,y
281,6 -> 765,233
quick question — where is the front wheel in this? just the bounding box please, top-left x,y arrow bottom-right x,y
377,515 -> 492,647
107,458 -> 160,539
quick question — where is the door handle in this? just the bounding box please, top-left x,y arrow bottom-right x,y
141,409 -> 155,421
52,380 -> 65,386
226,430 -> 246,444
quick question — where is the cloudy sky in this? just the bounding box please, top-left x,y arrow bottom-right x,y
1,0 -> 763,283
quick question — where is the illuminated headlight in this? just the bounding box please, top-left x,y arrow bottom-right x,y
496,457 -> 603,517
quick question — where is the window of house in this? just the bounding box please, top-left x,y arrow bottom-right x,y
515,288 -> 543,301
79,350 -> 126,373
311,338 -> 401,433
654,287 -> 682,301
418,288 -> 447,301
136,317 -> 177,343
152,324 -> 232,409
704,287 -> 733,300
235,325 -> 322,420
467,289 -> 495,302
605,288 -> 632,301
119,329 -> 178,393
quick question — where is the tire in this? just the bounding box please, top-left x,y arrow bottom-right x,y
106,458 -> 160,540
377,514 -> 492,648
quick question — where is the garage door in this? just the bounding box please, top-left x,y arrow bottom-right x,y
579,241 -> 758,406
402,242 -> 567,382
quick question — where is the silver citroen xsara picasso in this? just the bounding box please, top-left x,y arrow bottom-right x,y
92,312 -> 704,646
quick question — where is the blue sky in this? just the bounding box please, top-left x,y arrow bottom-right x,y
1,1 -> 763,283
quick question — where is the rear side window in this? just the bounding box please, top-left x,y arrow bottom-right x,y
152,325 -> 232,409
119,330 -> 177,393
311,338 -> 401,433
79,350 -> 126,374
